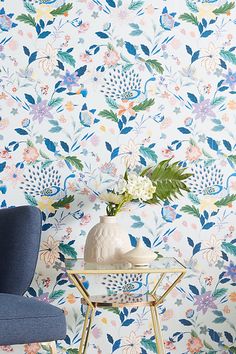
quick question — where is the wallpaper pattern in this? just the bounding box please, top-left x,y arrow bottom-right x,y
0,0 -> 236,353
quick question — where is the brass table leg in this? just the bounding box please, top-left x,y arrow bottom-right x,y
150,305 -> 165,354
78,306 -> 91,354
83,307 -> 95,353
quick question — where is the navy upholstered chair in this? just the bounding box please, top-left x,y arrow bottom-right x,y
0,206 -> 66,353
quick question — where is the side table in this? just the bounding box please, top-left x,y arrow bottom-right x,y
65,257 -> 186,354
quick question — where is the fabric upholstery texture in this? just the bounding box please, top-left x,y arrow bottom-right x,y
0,206 -> 66,346
0,206 -> 42,295
0,293 -> 66,345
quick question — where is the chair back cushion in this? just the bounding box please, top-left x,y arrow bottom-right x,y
0,206 -> 42,295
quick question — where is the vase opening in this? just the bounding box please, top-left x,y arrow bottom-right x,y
100,215 -> 117,223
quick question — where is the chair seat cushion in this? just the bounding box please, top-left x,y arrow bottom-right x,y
0,293 -> 66,345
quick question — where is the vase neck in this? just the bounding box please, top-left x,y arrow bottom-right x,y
100,215 -> 117,223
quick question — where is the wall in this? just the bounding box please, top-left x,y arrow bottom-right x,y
0,0 -> 236,353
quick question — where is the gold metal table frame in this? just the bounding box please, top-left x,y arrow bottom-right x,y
65,257 -> 186,354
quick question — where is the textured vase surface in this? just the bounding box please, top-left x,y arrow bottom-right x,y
84,216 -> 132,264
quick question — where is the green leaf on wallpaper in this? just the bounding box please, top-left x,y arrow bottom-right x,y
24,193 -> 37,206
50,3 -> 73,16
67,350 -> 79,354
181,205 -> 200,218
145,59 -> 164,74
128,0 -> 144,10
104,307 -> 120,315
48,97 -> 63,107
98,109 -> 118,122
16,14 -> 36,27
141,338 -> 157,353
133,98 -> 155,112
213,288 -> 227,298
41,160 -> 53,168
191,330 -> 198,338
49,290 -> 65,300
211,96 -> 225,106
139,146 -> 157,163
220,50 -> 236,65
179,13 -> 198,26
228,346 -> 236,354
59,243 -> 77,258
213,2 -> 235,15
65,156 -> 83,170
186,0 -> 198,13
39,149 -> 49,160
188,193 -> 200,205
222,242 -> 236,256
228,155 -> 236,165
24,1 -> 36,14
52,195 -> 74,209
215,194 -> 236,207
57,51 -> 76,67
105,97 -> 119,110
203,340 -> 214,350
123,63 -> 134,71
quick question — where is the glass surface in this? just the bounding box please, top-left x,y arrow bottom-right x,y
65,257 -> 185,274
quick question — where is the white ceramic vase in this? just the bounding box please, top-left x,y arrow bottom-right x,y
123,237 -> 157,267
84,215 -> 132,264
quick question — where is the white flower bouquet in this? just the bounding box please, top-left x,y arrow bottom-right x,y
100,159 -> 191,216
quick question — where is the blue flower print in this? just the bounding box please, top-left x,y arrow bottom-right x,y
0,8 -> 17,32
161,202 -> 181,222
223,69 -> 236,90
160,7 -> 180,31
60,70 -> 79,91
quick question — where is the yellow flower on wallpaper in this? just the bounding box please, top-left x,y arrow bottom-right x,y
35,5 -> 54,22
199,196 -> 218,213
37,196 -> 55,213
197,4 -> 217,20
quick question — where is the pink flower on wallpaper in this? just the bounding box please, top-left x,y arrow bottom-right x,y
103,49 -> 120,66
162,148 -> 174,159
185,145 -> 202,162
23,146 -> 39,163
0,346 -> 13,352
23,343 -> 41,354
80,52 -> 93,63
3,166 -> 24,187
0,118 -> 9,129
186,336 -> 203,354
78,22 -> 89,33
80,214 -> 91,225
0,149 -> 12,159
165,341 -> 176,350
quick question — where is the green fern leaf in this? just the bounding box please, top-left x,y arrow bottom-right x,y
147,160 -> 191,202
133,98 -> 155,112
213,2 -> 235,15
52,195 -> 74,209
145,59 -> 164,74
215,194 -> 236,207
16,14 -> 36,27
50,3 -> 73,16
220,50 -> 236,65
181,205 -> 200,218
179,13 -> 198,26
98,109 -> 118,122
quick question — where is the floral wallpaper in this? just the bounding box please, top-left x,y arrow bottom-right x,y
0,0 -> 236,353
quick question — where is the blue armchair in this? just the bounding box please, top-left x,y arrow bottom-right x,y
0,206 -> 66,353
